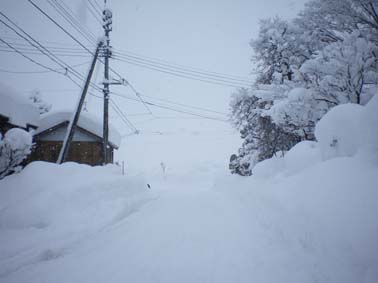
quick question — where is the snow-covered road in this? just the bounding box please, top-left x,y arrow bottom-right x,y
1,155 -> 378,283
84,186 -> 257,282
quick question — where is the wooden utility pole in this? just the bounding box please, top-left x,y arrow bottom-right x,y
57,42 -> 102,164
102,3 -> 112,164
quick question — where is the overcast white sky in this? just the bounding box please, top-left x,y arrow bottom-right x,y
0,0 -> 307,138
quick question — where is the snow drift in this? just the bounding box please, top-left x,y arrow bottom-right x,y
0,162 -> 152,278
215,96 -> 378,282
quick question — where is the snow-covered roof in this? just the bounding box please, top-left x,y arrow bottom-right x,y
35,111 -> 121,148
0,83 -> 40,128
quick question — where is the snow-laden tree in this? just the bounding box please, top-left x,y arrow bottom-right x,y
229,86 -> 302,175
295,0 -> 351,44
250,14 -> 331,85
0,128 -> 33,179
251,17 -> 298,84
229,0 -> 378,176
297,0 -> 378,43
266,87 -> 329,140
320,0 -> 378,33
29,89 -> 51,115
301,32 -> 378,105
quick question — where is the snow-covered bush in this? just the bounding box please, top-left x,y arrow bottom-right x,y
315,103 -> 364,160
316,95 -> 378,161
0,128 -> 33,179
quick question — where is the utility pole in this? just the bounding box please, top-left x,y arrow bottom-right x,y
57,42 -> 103,164
101,2 -> 112,165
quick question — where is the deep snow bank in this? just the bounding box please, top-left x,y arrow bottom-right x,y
0,162 -> 152,278
214,97 -> 378,283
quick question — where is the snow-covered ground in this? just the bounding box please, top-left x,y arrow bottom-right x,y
0,162 -> 153,280
0,98 -> 377,283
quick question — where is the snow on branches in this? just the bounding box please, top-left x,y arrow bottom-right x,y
301,32 -> 378,105
229,0 -> 378,176
0,128 -> 33,179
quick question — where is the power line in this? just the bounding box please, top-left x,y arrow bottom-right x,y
0,44 -> 250,86
1,44 -> 227,126
57,0 -> 100,36
0,14 -> 75,68
54,0 -> 101,39
137,93 -> 227,115
1,41 -> 252,86
113,52 -> 253,84
2,10 -> 228,119
90,0 -> 103,14
113,57 -> 248,88
0,37 -> 64,74
93,0 -> 103,12
110,91 -> 228,122
0,11 -> 101,94
145,101 -> 228,122
87,0 -> 103,24
27,0 -> 124,83
0,10 -> 107,108
0,61 -> 89,74
0,35 -> 79,46
0,11 -> 77,67
1,11 -> 137,137
0,43 -> 90,54
47,0 -> 96,44
121,80 -> 154,116
110,98 -> 139,133
28,0 -> 95,55
0,48 -> 91,57
1,37 -> 253,83
25,1 -> 148,144
23,1 -> 230,123
17,85 -> 227,116
0,41 -> 86,51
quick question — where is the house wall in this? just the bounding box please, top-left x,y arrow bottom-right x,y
38,125 -> 102,142
29,123 -> 114,166
29,141 -> 114,166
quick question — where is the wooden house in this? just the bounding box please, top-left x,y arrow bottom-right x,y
29,111 -> 121,166
0,84 -> 39,135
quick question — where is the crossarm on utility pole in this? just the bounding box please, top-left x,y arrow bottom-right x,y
56,42 -> 103,164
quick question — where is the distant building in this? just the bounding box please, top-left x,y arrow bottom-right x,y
0,84 -> 39,135
29,111 -> 121,165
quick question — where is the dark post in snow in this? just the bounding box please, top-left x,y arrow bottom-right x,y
102,5 -> 113,165
56,42 -> 103,164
